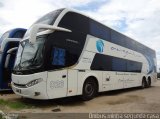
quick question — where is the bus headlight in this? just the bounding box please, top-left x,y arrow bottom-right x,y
26,78 -> 43,87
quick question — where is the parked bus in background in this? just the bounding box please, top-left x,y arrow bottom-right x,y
12,8 -> 157,100
0,28 -> 26,90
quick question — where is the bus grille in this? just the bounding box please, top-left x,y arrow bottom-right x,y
13,83 -> 27,88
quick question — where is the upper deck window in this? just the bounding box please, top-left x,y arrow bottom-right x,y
34,9 -> 63,25
58,12 -> 111,41
23,9 -> 63,39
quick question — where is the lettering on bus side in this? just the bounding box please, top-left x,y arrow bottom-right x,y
82,57 -> 92,63
110,46 -> 141,58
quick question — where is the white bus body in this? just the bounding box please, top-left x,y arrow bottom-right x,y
11,8 -> 157,100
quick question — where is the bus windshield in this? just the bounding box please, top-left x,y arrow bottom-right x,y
14,35 -> 45,70
14,30 -> 86,73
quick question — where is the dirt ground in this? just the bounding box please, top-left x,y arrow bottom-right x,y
1,80 -> 160,116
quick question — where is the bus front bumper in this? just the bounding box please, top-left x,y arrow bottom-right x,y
11,81 -> 49,99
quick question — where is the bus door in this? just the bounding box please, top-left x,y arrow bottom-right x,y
47,70 -> 68,99
47,47 -> 68,99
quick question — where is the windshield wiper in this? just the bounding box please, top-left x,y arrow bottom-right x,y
31,47 -> 40,63
20,41 -> 25,48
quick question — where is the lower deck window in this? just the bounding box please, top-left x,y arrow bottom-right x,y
91,54 -> 142,73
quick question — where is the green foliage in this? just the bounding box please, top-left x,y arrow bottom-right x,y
0,114 -> 2,119
0,99 -> 31,110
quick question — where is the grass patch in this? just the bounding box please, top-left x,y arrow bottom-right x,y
0,114 -> 2,119
0,99 -> 32,110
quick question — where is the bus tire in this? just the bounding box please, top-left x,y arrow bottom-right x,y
141,77 -> 147,89
147,77 -> 151,87
82,77 -> 98,101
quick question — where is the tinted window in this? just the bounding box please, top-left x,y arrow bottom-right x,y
58,12 -> 90,33
34,9 -> 63,25
58,12 -> 111,41
91,54 -> 112,71
127,60 -> 142,72
23,9 -> 63,36
112,57 -> 126,72
110,29 -> 156,70
45,31 -> 86,70
52,47 -> 66,66
111,30 -> 127,47
12,31 -> 26,38
90,20 -> 111,41
91,54 -> 142,73
50,46 -> 78,69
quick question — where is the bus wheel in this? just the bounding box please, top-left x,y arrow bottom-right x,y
141,78 -> 147,89
147,77 -> 151,87
82,78 -> 98,101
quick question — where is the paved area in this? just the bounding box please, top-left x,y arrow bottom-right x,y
1,80 -> 160,118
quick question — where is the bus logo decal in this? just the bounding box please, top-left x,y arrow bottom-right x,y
96,40 -> 104,53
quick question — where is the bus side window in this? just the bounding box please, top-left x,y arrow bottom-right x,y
52,47 -> 65,66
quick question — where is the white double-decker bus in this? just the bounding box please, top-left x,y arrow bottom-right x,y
11,8 -> 157,100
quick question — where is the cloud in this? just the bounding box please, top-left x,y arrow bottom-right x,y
48,0 -> 93,6
0,17 -> 10,25
0,0 -> 54,27
74,0 -> 109,11
0,1 -> 4,8
0,0 -> 96,33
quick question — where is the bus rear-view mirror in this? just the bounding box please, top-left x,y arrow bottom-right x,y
5,47 -> 18,69
29,24 -> 71,44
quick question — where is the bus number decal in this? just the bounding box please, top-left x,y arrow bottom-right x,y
50,80 -> 64,89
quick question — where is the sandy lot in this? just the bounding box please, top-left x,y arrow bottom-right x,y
1,80 -> 160,117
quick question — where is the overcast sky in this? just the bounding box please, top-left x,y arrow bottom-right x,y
0,0 -> 160,71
